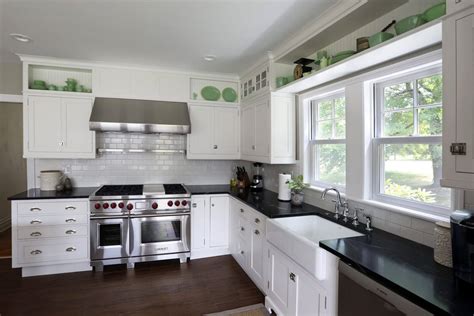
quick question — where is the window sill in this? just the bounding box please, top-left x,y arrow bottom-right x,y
305,185 -> 450,223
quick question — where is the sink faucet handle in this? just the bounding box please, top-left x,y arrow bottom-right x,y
364,215 -> 373,232
330,199 -> 341,219
342,203 -> 349,222
352,207 -> 363,226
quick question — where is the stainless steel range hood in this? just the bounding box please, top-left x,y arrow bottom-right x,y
89,97 -> 191,134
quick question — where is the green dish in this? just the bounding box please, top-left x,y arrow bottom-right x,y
201,86 -> 221,101
395,15 -> 426,35
222,87 -> 237,102
368,32 -> 395,47
330,52 -> 355,64
31,84 -> 47,90
333,50 -> 356,58
423,1 -> 446,22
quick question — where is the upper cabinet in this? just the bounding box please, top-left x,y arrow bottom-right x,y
25,95 -> 95,158
241,92 -> 295,164
447,0 -> 474,14
187,104 -> 240,160
441,6 -> 474,189
241,64 -> 270,101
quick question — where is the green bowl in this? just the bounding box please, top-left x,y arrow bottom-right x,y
33,80 -> 46,86
31,84 -> 47,90
395,15 -> 426,35
368,32 -> 395,47
222,87 -> 237,102
330,52 -> 356,64
333,50 -> 356,58
201,86 -> 221,101
423,1 -> 446,22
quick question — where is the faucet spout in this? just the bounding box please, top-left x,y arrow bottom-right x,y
321,187 -> 342,205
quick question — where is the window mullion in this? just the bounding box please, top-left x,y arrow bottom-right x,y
413,79 -> 419,136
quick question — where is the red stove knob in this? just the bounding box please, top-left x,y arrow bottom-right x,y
175,200 -> 180,207
103,203 -> 109,209
182,200 -> 187,206
167,200 -> 173,207
127,203 -> 134,211
118,202 -> 124,209
152,202 -> 158,209
111,202 -> 117,209
94,203 -> 101,210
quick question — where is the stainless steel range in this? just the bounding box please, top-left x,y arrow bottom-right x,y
89,184 -> 191,270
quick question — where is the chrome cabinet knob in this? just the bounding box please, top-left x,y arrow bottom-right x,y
240,226 -> 245,231
30,250 -> 42,255
66,247 -> 77,252
211,204 -> 215,207
289,272 -> 296,282
240,250 -> 244,255
213,145 -> 218,149
240,209 -> 244,213
255,218 -> 260,224
254,229 -> 260,235
252,145 -> 256,150
65,230 -> 77,235
30,232 -> 42,237
30,220 -> 42,224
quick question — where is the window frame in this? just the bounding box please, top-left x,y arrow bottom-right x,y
309,91 -> 346,189
371,65 -> 450,214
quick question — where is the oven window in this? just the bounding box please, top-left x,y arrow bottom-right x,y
141,220 -> 181,243
99,224 -> 122,246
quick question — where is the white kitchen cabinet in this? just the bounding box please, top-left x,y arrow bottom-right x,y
266,243 -> 329,316
11,199 -> 92,277
187,104 -> 240,160
441,7 -> 474,189
190,195 -> 230,259
241,92 -> 295,164
24,95 -> 95,159
447,0 -> 474,15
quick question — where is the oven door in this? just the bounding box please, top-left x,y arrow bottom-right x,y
90,216 -> 130,261
130,214 -> 190,257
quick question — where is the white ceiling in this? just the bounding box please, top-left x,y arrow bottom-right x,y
0,0 -> 335,74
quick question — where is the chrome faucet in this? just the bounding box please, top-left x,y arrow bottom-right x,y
321,187 -> 347,220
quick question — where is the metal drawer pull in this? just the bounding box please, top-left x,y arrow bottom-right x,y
240,209 -> 244,213
30,220 -> 42,224
65,218 -> 76,223
254,229 -> 260,235
30,207 -> 41,212
66,247 -> 77,252
240,226 -> 245,231
65,230 -> 77,235
65,206 -> 76,210
255,218 -> 260,224
192,203 -> 197,208
289,272 -> 296,282
30,232 -> 42,237
240,250 -> 244,254
30,250 -> 42,255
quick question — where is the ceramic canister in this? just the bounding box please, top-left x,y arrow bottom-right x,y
434,221 -> 453,268
39,170 -> 62,191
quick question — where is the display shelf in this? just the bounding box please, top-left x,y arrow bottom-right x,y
190,77 -> 239,103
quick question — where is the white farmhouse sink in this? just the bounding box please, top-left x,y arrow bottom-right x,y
266,215 -> 363,280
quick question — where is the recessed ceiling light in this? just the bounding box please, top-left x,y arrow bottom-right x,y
10,33 -> 32,43
204,55 -> 216,62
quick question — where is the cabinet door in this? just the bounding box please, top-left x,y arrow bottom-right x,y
249,223 -> 265,289
229,198 -> 240,256
453,13 -> 474,174
191,197 -> 207,250
61,98 -> 95,154
209,196 -> 229,248
95,67 -> 132,98
241,104 -> 255,155
213,106 -> 239,155
267,246 -> 293,316
292,263 -> 327,316
254,99 -> 270,156
27,96 -> 62,153
188,105 -> 214,155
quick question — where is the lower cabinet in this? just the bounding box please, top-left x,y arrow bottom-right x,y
266,243 -> 329,316
229,197 -> 267,293
190,195 -> 230,259
11,198 -> 92,277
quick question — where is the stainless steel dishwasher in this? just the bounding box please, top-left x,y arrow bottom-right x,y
338,262 -> 433,316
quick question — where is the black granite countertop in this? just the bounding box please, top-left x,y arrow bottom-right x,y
8,187 -> 98,200
188,185 -> 474,315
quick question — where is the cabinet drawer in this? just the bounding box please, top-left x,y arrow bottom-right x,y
17,237 -> 88,264
18,201 -> 88,216
17,214 -> 88,226
238,216 -> 251,240
237,202 -> 266,230
18,224 -> 88,240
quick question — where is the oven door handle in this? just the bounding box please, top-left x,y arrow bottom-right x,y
130,213 -> 190,218
90,215 -> 129,220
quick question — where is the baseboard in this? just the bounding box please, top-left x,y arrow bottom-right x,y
0,216 -> 11,232
190,247 -> 230,260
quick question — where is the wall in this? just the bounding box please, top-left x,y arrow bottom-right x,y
33,132 -> 237,188
0,102 -> 27,231
0,62 -> 22,95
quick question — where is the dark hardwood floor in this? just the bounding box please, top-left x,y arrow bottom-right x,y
0,228 -> 12,257
0,255 -> 264,316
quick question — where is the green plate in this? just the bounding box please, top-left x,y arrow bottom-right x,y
222,87 -> 237,102
201,86 -> 221,101
333,50 -> 356,58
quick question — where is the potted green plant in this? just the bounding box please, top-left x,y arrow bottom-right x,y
287,175 -> 309,206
